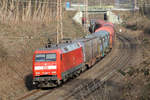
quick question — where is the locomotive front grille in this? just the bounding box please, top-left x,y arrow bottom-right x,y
34,75 -> 57,81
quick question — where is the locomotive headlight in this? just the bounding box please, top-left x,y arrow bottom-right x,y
52,71 -> 56,74
35,66 -> 43,70
48,66 -> 56,69
35,72 -> 40,75
33,81 -> 36,85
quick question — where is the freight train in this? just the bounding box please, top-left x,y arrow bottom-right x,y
32,20 -> 115,88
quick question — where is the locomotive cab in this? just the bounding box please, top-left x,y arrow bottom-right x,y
32,49 -> 61,87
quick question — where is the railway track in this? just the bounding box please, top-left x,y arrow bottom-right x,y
63,33 -> 136,100
17,33 -> 138,100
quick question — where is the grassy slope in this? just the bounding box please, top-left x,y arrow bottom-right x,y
115,12 -> 150,100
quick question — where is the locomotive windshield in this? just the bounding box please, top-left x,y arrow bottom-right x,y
35,53 -> 56,62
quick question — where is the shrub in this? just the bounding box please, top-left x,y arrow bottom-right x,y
118,69 -> 126,76
127,67 -> 135,76
144,69 -> 149,76
0,42 -> 7,61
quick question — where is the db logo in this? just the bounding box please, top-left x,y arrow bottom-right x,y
44,66 -> 48,69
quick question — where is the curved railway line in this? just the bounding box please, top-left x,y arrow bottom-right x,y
63,33 -> 137,100
17,32 -> 139,100
76,33 -> 138,100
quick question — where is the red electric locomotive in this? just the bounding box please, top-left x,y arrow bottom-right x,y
32,42 -> 84,87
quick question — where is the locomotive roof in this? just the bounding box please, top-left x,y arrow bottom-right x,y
95,30 -> 109,36
75,31 -> 108,43
75,35 -> 97,42
37,41 -> 81,53
36,28 -> 111,53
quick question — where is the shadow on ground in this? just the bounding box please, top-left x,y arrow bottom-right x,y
125,24 -> 137,31
24,73 -> 57,91
25,73 -> 34,91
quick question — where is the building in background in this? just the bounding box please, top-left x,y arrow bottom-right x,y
115,0 -> 135,9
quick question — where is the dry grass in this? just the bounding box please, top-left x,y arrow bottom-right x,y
120,11 -> 150,35
0,0 -> 57,24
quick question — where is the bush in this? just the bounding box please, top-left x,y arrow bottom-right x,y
144,69 -> 149,76
0,42 -> 7,61
118,69 -> 126,76
141,68 -> 150,76
127,67 -> 135,76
